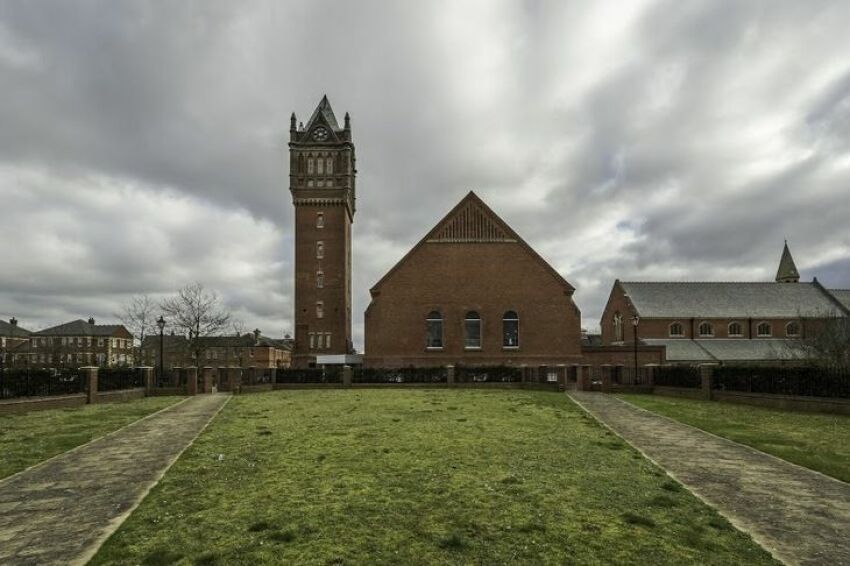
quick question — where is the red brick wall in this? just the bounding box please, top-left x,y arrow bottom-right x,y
365,242 -> 582,368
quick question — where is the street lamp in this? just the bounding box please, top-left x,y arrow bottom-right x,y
157,315 -> 166,384
631,315 -> 640,381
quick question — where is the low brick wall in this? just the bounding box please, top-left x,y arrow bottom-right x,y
712,390 -> 850,416
0,394 -> 87,415
96,388 -> 146,403
653,386 -> 705,399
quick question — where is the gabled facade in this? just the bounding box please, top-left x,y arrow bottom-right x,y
365,192 -> 583,368
289,95 -> 356,367
28,318 -> 134,368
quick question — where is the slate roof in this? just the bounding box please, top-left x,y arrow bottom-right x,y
0,319 -> 31,337
305,95 -> 340,131
644,339 -> 807,362
620,281 -> 839,318
829,289 -> 850,310
775,241 -> 800,282
34,319 -> 129,337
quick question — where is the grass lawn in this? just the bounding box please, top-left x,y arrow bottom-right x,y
618,394 -> 850,483
92,390 -> 775,565
0,396 -> 183,480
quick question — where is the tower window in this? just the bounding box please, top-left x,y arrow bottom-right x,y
317,158 -> 324,174
669,322 -> 684,337
316,212 -> 324,228
426,311 -> 443,349
503,311 -> 519,347
325,333 -> 331,349
316,241 -> 324,259
307,158 -> 314,175
728,322 -> 743,337
698,321 -> 714,337
757,322 -> 772,337
786,321 -> 800,337
464,311 -> 481,349
317,271 -> 324,289
613,312 -> 624,342
326,157 -> 333,174
309,332 -> 316,350
316,301 -> 324,319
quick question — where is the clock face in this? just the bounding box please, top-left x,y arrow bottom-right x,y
312,127 -> 329,141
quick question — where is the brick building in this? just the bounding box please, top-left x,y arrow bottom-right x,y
0,317 -> 32,368
365,192 -> 584,369
140,331 -> 293,371
289,96 -> 357,367
26,318 -> 134,368
598,243 -> 850,364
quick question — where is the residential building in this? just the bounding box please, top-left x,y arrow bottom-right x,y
0,317 -> 32,367
140,331 -> 293,371
28,318 -> 134,368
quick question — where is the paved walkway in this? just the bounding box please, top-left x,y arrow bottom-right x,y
569,391 -> 850,566
0,394 -> 229,565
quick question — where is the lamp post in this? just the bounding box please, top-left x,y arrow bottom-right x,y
631,315 -> 640,380
157,315 -> 166,384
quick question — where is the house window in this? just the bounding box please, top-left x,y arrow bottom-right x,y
503,311 -> 519,347
669,322 -> 684,337
728,322 -> 743,337
613,312 -> 624,342
464,311 -> 481,349
316,212 -> 324,228
757,322 -> 772,337
426,311 -> 443,349
786,321 -> 800,337
698,322 -> 714,337
307,158 -> 314,175
317,271 -> 324,288
316,241 -> 324,259
316,301 -> 324,319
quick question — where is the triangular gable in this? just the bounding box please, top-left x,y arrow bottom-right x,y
370,191 -> 575,295
304,95 -> 340,132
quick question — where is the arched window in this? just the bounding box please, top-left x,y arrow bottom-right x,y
669,322 -> 684,337
316,301 -> 324,319
326,157 -> 333,174
464,311 -> 481,349
426,311 -> 443,349
316,212 -> 324,228
785,321 -> 800,337
503,311 -> 519,347
316,271 -> 324,289
613,312 -> 624,342
317,156 -> 324,174
316,241 -> 324,259
728,322 -> 743,337
757,322 -> 772,337
307,157 -> 314,175
698,321 -> 714,337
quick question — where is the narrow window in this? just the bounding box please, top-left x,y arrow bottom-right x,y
325,333 -> 331,349
426,311 -> 443,348
757,322 -> 772,337
669,322 -> 684,337
613,312 -> 624,342
326,157 -> 333,174
728,322 -> 743,337
316,271 -> 324,289
502,311 -> 519,347
786,321 -> 800,337
698,321 -> 714,337
316,212 -> 324,228
464,311 -> 481,349
317,157 -> 324,174
316,241 -> 324,259
307,157 -> 314,175
316,301 -> 324,319
309,332 -> 316,350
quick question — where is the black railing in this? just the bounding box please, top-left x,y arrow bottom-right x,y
276,368 -> 341,384
654,365 -> 701,389
714,365 -> 850,399
98,367 -> 144,391
0,368 -> 83,399
613,366 -> 649,386
155,367 -> 187,388
353,367 -> 448,384
455,365 -> 522,383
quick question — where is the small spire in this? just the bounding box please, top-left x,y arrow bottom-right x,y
344,112 -> 350,130
290,112 -> 297,130
775,241 -> 800,283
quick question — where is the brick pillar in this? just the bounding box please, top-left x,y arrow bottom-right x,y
446,365 -> 455,387
201,367 -> 213,394
80,367 -> 98,404
140,367 -> 154,395
186,367 -> 198,396
699,364 -> 717,400
343,365 -> 352,387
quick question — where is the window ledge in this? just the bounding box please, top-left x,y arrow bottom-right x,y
425,347 -> 444,351
502,346 -> 520,350
464,347 -> 482,351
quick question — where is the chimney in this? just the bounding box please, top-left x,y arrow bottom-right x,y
87,317 -> 95,325
253,328 -> 261,344
10,317 -> 17,326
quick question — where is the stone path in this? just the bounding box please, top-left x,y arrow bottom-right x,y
0,394 -> 229,566
569,391 -> 850,566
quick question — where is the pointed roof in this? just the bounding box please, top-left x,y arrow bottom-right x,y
370,191 -> 575,294
34,319 -> 129,337
775,241 -> 800,283
304,95 -> 340,132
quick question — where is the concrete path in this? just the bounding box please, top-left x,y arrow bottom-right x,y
569,391 -> 850,566
0,394 -> 229,566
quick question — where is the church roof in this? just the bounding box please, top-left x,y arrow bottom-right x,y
34,319 -> 130,337
305,95 -> 340,132
644,338 -> 807,362
828,289 -> 850,310
775,241 -> 800,282
370,191 -> 575,294
619,281 -> 840,318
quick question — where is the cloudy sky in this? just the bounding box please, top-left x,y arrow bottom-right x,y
1,0 -> 849,347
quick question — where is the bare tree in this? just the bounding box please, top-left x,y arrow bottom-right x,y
231,318 -> 246,337
117,294 -> 157,365
160,283 -> 231,365
799,311 -> 850,368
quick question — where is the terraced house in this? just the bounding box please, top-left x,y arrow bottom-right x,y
27,318 -> 134,368
0,318 -> 32,367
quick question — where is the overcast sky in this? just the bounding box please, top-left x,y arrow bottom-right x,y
1,1 -> 849,347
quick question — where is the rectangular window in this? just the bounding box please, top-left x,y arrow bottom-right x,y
316,212 -> 324,228
316,241 -> 324,259
426,317 -> 443,349
326,157 -> 333,174
317,271 -> 324,288
325,333 -> 331,349
464,317 -> 481,349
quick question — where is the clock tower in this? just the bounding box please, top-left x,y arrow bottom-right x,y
289,95 -> 356,367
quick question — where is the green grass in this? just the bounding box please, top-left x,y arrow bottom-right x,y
0,396 -> 183,480
618,394 -> 850,483
92,390 -> 775,565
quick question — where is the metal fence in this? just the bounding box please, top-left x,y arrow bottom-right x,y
353,367 -> 448,384
455,365 -> 522,383
0,367 -> 83,399
276,368 -> 342,384
654,365 -> 702,389
714,365 -> 850,399
612,366 -> 650,386
98,367 -> 144,391
155,367 -> 188,388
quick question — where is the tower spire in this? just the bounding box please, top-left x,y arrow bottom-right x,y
775,240 -> 800,283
